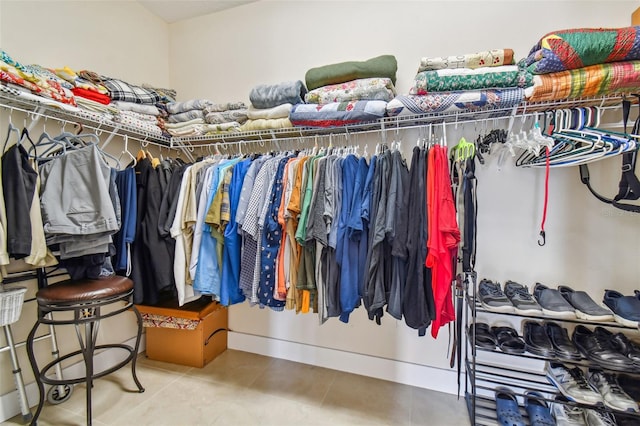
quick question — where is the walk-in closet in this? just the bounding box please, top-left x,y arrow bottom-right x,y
1,1 -> 640,425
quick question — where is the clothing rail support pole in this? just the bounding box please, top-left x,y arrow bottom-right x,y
100,125 -> 122,150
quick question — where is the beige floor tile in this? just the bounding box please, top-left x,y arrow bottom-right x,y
248,358 -> 336,407
113,374 -> 244,426
51,361 -> 182,424
186,349 -> 274,388
3,404 -> 103,426
136,353 -> 193,374
322,372 -> 413,425
411,387 -> 469,426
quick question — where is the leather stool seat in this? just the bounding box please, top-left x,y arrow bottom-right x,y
36,276 -> 134,304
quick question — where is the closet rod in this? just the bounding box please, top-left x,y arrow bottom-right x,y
183,103 -> 622,151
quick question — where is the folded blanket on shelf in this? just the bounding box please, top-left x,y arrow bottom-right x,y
74,108 -> 114,123
240,117 -> 293,131
119,110 -> 159,123
21,64 -> 74,90
247,103 -> 292,120
410,66 -> 533,94
111,100 -> 161,116
305,77 -> 396,104
112,114 -> 163,136
289,100 -> 387,127
76,70 -> 161,105
386,88 -> 524,117
205,109 -> 248,125
164,118 -> 205,129
1,59 -> 76,105
166,122 -> 240,137
305,55 -> 397,91
524,26 -> 640,74
525,60 -> 640,102
72,87 -> 111,105
55,66 -> 108,94
249,80 -> 307,109
166,99 -> 213,114
417,49 -> 515,73
75,97 -> 119,115
167,109 -> 205,123
142,83 -> 177,102
203,101 -> 247,114
0,68 -> 41,93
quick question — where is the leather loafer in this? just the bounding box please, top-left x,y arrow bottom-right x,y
611,332 -> 640,369
572,325 -> 634,372
544,321 -> 582,361
523,320 -> 555,357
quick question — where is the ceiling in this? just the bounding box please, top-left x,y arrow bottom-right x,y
138,0 -> 258,23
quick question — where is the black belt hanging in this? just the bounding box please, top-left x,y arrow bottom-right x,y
579,96 -> 640,213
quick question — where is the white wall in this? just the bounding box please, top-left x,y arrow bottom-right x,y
170,0 -> 640,389
0,0 -> 169,406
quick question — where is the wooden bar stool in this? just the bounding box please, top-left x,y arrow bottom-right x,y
26,276 -> 144,426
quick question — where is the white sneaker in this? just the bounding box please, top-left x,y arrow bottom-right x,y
552,401 -> 586,425
583,409 -> 617,426
588,369 -> 639,412
546,363 -> 603,406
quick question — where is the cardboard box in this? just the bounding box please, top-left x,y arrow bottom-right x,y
634,7 -> 640,25
136,299 -> 228,368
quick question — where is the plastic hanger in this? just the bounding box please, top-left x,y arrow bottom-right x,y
117,135 -> 137,168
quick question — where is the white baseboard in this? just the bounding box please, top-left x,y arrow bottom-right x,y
228,331 -> 459,395
0,334 -> 145,423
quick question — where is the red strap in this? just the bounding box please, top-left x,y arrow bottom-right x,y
539,146 -> 550,246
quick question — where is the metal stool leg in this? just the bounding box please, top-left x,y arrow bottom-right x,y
130,305 -> 145,393
26,318 -> 46,426
3,324 -> 32,422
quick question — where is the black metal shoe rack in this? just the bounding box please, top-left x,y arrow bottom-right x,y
463,273 -> 640,426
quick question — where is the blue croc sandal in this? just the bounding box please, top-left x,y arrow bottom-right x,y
495,387 -> 525,426
524,391 -> 554,426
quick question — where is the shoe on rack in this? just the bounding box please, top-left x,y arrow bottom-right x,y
552,396 -> 587,426
558,285 -> 614,322
525,391 -> 555,426
572,325 -> 632,372
523,320 -> 555,357
470,322 -> 497,350
546,362 -> 603,406
603,290 -> 640,327
617,373 -> 640,404
583,409 -> 617,426
495,387 -> 525,426
505,280 -> 542,315
492,325 -> 526,354
610,332 -> 640,368
544,321 -> 582,361
588,369 -> 639,412
534,283 -> 577,319
478,279 -> 514,313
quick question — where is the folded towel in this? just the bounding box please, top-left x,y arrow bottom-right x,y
166,99 -> 213,115
72,87 -> 111,105
240,118 -> 293,131
203,102 -> 247,114
305,55 -> 397,91
168,109 -> 205,123
249,80 -> 307,109
247,103 -> 292,120
418,49 -> 515,73
164,118 -> 205,129
289,100 -> 387,127
111,101 -> 160,116
305,77 -> 396,104
205,109 -> 248,125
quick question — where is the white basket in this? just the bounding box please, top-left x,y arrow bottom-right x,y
0,286 -> 27,326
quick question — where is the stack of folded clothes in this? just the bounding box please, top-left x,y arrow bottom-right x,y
291,55 -> 396,127
111,101 -> 166,136
523,26 -> 640,103
0,49 -> 76,106
242,80 -> 307,131
165,99 -> 242,137
387,49 -> 529,117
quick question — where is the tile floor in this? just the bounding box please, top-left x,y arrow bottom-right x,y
2,350 -> 469,426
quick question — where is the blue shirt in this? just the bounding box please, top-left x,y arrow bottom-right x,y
337,154 -> 359,323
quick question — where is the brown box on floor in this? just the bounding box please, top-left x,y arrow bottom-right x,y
136,299 -> 228,368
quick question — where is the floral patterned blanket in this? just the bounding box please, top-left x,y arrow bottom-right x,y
410,66 -> 532,94
417,49 -> 515,72
289,100 -> 387,127
305,77 -> 396,104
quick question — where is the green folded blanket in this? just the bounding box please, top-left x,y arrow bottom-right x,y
305,55 -> 397,91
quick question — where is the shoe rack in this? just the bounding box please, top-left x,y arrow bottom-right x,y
464,273 -> 640,426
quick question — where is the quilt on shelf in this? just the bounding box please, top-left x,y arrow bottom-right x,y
410,66 -> 533,94
305,77 -> 396,104
289,100 -> 387,127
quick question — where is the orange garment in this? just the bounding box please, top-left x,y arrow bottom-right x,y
275,158 -> 296,300
286,156 -> 309,312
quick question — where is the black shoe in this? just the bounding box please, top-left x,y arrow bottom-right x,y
544,321 -> 582,361
618,373 -> 640,404
611,332 -> 640,369
492,326 -> 526,354
572,325 -> 633,372
523,320 -> 555,357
